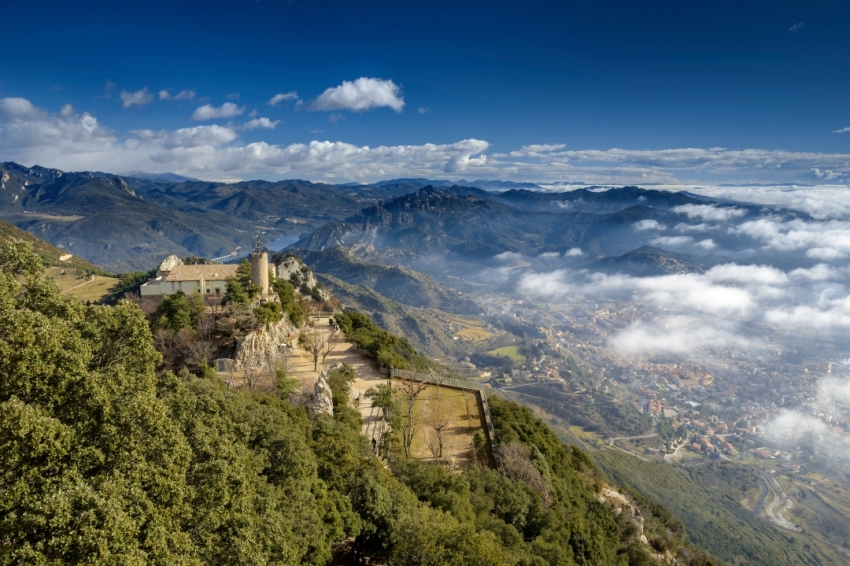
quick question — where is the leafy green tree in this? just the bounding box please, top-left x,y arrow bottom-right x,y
221,278 -> 250,307
255,300 -> 283,324
155,290 -> 194,330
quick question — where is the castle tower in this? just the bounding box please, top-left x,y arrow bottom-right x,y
250,251 -> 269,296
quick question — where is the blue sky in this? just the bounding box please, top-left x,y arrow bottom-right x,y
2,0 -> 850,184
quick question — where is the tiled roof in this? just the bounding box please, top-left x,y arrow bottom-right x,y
163,264 -> 239,282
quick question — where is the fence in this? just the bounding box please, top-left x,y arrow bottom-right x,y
390,368 -> 504,473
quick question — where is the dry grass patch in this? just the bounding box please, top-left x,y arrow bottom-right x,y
395,380 -> 484,471
46,267 -> 118,303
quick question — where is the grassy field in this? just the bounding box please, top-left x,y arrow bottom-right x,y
46,267 -> 118,303
488,345 -> 526,363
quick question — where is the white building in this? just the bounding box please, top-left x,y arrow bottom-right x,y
140,255 -> 239,298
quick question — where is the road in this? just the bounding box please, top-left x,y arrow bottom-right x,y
755,471 -> 800,531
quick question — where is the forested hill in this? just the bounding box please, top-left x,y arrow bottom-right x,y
0,240 -> 722,565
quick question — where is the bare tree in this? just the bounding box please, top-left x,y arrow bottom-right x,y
242,351 -> 263,391
429,400 -> 452,460
427,370 -> 452,460
398,378 -> 427,458
299,331 -> 329,371
319,327 -> 338,367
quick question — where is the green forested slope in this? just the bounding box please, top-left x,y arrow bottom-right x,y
593,450 -> 848,566
1,240 -> 722,565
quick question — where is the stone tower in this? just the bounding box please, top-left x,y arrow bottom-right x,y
250,251 -> 269,296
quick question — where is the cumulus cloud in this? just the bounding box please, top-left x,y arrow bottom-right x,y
159,89 -> 196,101
442,139 -> 489,173
611,316 -> 752,355
0,98 -> 115,167
130,125 -> 238,149
242,117 -> 280,131
565,247 -> 583,257
650,236 -> 692,247
632,219 -> 665,231
673,204 -> 747,222
268,92 -> 300,106
12,95 -> 850,187
310,77 -> 404,112
510,144 -> 567,157
733,217 -> 850,261
190,102 -> 245,120
120,88 -> 153,109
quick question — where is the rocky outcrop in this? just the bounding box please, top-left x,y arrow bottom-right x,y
272,254 -> 332,301
306,371 -> 334,416
233,318 -> 297,370
158,254 -> 183,273
597,486 -> 676,563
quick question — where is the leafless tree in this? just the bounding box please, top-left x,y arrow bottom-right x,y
429,399 -> 452,460
499,441 -> 553,507
299,331 -> 330,371
242,351 -> 264,391
398,378 -> 427,458
319,327 -> 339,366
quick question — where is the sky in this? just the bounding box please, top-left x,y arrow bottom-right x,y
2,0 -> 850,184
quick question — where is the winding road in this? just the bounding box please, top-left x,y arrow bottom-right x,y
755,471 -> 800,531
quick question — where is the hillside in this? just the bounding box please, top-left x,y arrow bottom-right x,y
291,246 -> 481,315
0,218 -> 102,273
316,273 -> 463,360
593,450 -> 849,566
0,239 -> 723,565
0,162 -> 268,271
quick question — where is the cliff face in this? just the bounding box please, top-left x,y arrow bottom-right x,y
233,318 -> 297,370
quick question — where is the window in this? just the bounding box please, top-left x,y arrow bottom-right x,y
215,288 -> 220,296
206,288 -> 211,293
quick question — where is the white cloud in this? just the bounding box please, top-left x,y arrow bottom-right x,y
0,97 -> 38,116
706,263 -> 788,285
418,107 -> 429,114
12,95 -> 850,189
632,219 -> 665,231
611,315 -> 751,355
789,22 -> 804,32
269,92 -> 300,106
673,204 -> 747,222
310,77 -> 404,112
538,251 -> 561,259
242,117 -> 280,131
0,98 -> 114,165
650,236 -> 692,247
696,238 -> 716,250
190,102 -> 245,120
120,88 -> 153,109
510,144 -> 567,157
565,247 -> 583,257
130,125 -> 238,149
442,139 -> 489,173
674,222 -> 712,232
159,89 -> 196,101
833,127 -> 850,134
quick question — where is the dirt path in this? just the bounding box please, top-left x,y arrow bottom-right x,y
267,317 -> 482,468
62,274 -> 95,293
281,318 -> 388,440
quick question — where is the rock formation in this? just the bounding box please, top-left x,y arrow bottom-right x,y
307,371 -> 334,416
233,318 -> 296,370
